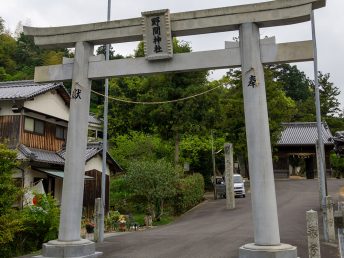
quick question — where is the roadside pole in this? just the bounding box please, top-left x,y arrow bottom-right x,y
211,130 -> 217,200
99,0 -> 112,243
224,143 -> 235,209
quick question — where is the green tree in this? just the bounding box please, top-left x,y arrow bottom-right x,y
0,144 -> 23,257
0,17 -> 4,34
135,39 -> 218,164
96,44 -> 123,60
317,72 -> 342,117
106,39 -> 219,165
219,67 -> 297,175
271,64 -> 311,102
270,65 -> 343,126
91,45 -> 125,111
0,18 -> 71,82
0,144 -> 20,215
0,32 -> 17,80
179,134 -> 225,189
265,68 -> 297,144
13,33 -> 70,80
110,131 -> 173,171
326,116 -> 344,135
125,159 -> 179,220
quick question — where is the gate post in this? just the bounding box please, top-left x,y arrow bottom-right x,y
306,210 -> 321,258
94,198 -> 102,242
238,22 -> 297,258
37,42 -> 101,258
326,196 -> 336,242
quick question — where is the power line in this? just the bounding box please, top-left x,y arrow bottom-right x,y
89,84 -> 222,105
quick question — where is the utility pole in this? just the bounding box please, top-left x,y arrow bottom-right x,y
211,130 -> 217,200
99,0 -> 111,243
311,10 -> 328,241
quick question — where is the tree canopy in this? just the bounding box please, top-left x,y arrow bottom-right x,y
0,18 -> 70,81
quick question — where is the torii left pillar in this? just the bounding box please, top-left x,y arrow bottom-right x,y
36,42 -> 102,258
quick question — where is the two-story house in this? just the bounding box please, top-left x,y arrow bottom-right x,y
0,80 -> 121,216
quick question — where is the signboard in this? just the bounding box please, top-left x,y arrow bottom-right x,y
142,9 -> 173,61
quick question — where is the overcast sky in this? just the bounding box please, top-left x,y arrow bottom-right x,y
1,0 -> 343,110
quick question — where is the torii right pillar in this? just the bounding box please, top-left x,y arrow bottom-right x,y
239,22 -> 297,258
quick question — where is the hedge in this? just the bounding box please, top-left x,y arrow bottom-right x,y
173,173 -> 205,215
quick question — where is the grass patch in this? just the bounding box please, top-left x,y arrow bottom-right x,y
153,215 -> 175,226
133,214 -> 145,226
132,213 -> 175,227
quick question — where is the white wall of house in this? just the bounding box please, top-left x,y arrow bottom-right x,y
0,101 -> 21,116
24,169 -> 48,187
24,90 -> 69,121
85,154 -> 110,176
54,178 -> 63,204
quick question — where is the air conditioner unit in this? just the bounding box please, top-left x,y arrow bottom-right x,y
11,104 -> 21,113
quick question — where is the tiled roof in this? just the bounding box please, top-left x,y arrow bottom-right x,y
57,142 -> 102,161
86,143 -> 103,160
277,122 -> 334,146
88,114 -> 102,125
57,142 -> 122,171
17,144 -> 65,165
89,114 -> 102,125
17,143 -> 121,171
0,80 -> 68,102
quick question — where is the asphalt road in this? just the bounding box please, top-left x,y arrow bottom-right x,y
97,179 -> 343,258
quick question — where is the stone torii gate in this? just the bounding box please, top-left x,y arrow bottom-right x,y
24,0 -> 326,257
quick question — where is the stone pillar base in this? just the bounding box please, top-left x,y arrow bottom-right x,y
34,239 -> 102,258
239,243 -> 297,258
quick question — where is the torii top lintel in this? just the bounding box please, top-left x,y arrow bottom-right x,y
23,0 -> 325,49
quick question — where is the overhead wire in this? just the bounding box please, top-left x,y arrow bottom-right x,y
83,83 -> 222,105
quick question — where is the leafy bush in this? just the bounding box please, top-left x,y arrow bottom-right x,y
0,212 -> 24,258
18,194 -> 60,253
173,173 -> 205,215
105,210 -> 120,231
109,176 -> 132,213
110,176 -> 148,214
0,194 -> 60,258
330,152 -> 344,178
126,159 -> 178,219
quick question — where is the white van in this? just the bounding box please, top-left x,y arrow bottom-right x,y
215,174 -> 246,198
233,174 -> 246,198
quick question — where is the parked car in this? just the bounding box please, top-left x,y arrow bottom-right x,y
233,174 -> 246,198
215,174 -> 246,198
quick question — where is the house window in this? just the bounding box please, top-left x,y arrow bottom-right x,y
97,131 -> 103,139
56,125 -> 67,140
35,120 -> 44,134
88,130 -> 96,138
24,117 -> 45,135
24,117 -> 34,131
88,130 -> 103,140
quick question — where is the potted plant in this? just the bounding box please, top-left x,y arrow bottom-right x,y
85,219 -> 95,233
118,215 -> 127,232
